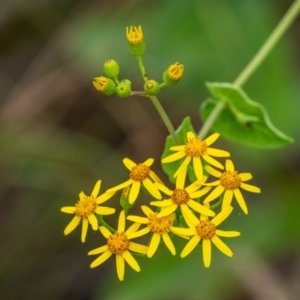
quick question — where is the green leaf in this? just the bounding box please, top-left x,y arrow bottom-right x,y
201,82 -> 294,148
161,116 -> 195,183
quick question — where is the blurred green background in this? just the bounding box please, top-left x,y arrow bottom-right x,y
1,0 -> 300,299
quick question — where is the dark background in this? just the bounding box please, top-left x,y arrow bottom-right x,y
0,0 -> 300,299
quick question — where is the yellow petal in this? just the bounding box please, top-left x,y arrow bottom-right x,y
149,171 -> 163,184
106,179 -> 133,193
185,176 -> 207,194
88,214 -> 98,230
222,190 -> 234,209
99,226 -> 112,239
234,188 -> 248,214
126,215 -> 148,224
127,227 -> 150,239
81,218 -> 89,243
206,148 -> 230,157
143,158 -> 154,167
147,234 -> 161,258
240,183 -> 261,193
211,206 -> 233,226
225,159 -> 235,172
216,230 -> 240,237
204,185 -> 225,203
90,250 -> 112,268
141,205 -> 154,217
205,165 -> 222,178
180,235 -> 201,258
96,191 -> 115,204
157,204 -> 177,217
181,204 -> 199,226
122,250 -> 140,272
88,245 -> 108,255
202,239 -> 212,268
171,226 -> 194,236
187,200 -> 215,217
189,186 -> 211,199
61,207 -> 75,214
204,132 -> 219,146
202,154 -> 224,169
150,199 -> 173,207
193,157 -> 203,180
64,215 -> 81,235
116,255 -> 125,281
118,211 -> 126,232
129,242 -> 148,254
95,206 -> 116,215
143,178 -> 161,199
211,235 -> 233,257
175,166 -> 187,190
129,181 -> 140,204
174,156 -> 191,179
162,233 -> 176,255
239,173 -> 252,181
161,151 -> 186,163
155,182 -> 173,195
91,180 -> 101,198
123,157 -> 136,170
169,145 -> 185,151
125,223 -> 141,236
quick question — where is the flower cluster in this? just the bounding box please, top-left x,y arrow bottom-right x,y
60,25 -> 261,281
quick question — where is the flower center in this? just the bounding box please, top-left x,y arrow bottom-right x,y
107,232 -> 130,255
171,188 -> 190,204
75,195 -> 97,218
220,171 -> 241,189
196,220 -> 216,239
147,213 -> 174,234
129,163 -> 150,181
185,138 -> 207,157
146,82 -> 154,89
167,62 -> 184,80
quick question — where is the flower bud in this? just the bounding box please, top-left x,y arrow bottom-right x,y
93,76 -> 116,95
126,25 -> 146,56
144,80 -> 160,96
163,62 -> 184,86
116,80 -> 131,98
103,59 -> 120,78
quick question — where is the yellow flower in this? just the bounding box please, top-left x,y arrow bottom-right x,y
127,206 -> 185,258
61,180 -> 116,243
204,159 -> 261,214
107,158 -> 162,204
150,174 -> 215,223
162,131 -> 230,182
167,62 -> 184,81
126,25 -> 144,44
172,206 -> 240,268
88,211 -> 148,281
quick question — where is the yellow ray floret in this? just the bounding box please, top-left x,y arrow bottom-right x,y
162,131 -> 230,182
107,158 -> 162,205
61,180 -> 116,243
88,211 -> 148,281
204,159 -> 261,214
172,206 -> 240,268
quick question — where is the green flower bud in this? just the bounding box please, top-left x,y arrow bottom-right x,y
163,62 -> 184,86
144,80 -> 160,96
103,59 -> 120,78
93,76 -> 116,95
116,81 -> 131,98
126,25 -> 146,56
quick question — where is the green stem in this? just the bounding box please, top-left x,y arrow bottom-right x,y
136,56 -> 148,83
198,0 -> 300,139
198,100 -> 226,139
149,95 -> 179,144
99,215 -> 115,233
234,0 -> 300,87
